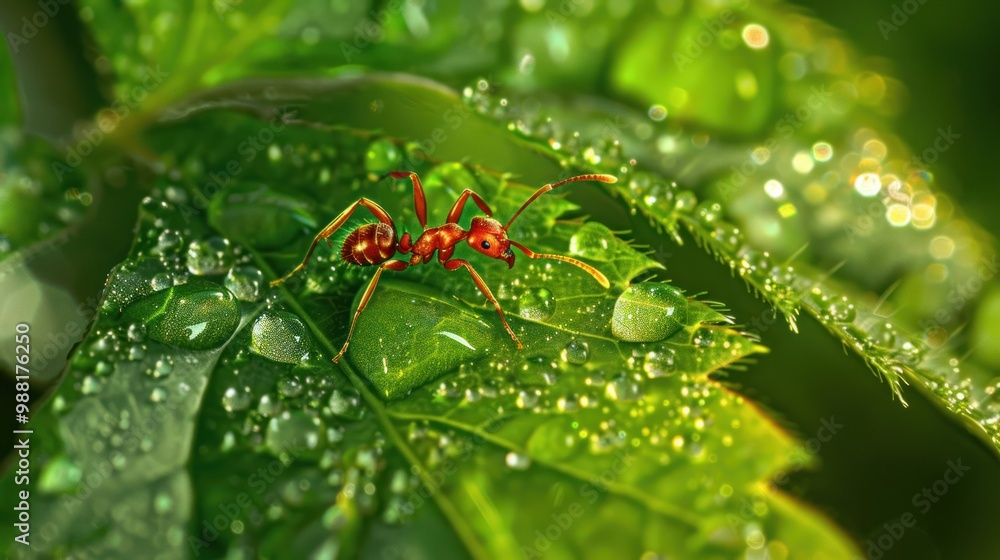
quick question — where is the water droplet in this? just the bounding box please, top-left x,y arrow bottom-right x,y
222,387 -> 251,412
37,456 -> 82,494
505,451 -> 531,470
266,411 -> 322,456
365,139 -> 402,176
674,191 -> 698,213
568,222 -> 612,259
152,358 -> 173,379
81,375 -> 101,395
127,323 -> 145,342
225,266 -> 265,302
560,340 -> 590,365
150,387 -> 168,403
278,378 -> 304,398
612,284 -> 688,342
208,185 -> 317,250
150,272 -> 173,292
258,394 -> 282,417
186,237 -> 234,275
516,287 -> 555,321
605,375 -> 642,401
643,349 -> 677,378
516,390 -> 540,409
156,229 -> 183,253
251,311 -> 312,364
695,200 -> 722,224
122,280 -> 240,350
329,388 -> 365,421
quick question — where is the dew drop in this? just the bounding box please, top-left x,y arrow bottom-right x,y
222,387 -> 251,412
81,375 -> 101,395
560,340 -> 590,365
568,222 -> 612,259
516,287 -> 556,321
122,280 -> 240,350
329,388 -> 365,421
505,451 -> 531,471
612,284 -> 687,342
278,378 -> 304,398
225,266 -> 265,302
266,411 -> 322,456
186,237 -> 234,275
365,139 -> 402,176
251,311 -> 312,364
643,349 -> 677,378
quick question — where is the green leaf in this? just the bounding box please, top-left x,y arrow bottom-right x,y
1,99 -> 858,558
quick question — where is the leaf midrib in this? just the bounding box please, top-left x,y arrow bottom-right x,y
251,251 -> 493,560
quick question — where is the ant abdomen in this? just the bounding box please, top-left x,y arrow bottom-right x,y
341,223 -> 397,266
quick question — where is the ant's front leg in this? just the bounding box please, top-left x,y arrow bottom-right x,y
271,198 -> 395,287
443,258 -> 523,350
446,189 -> 494,224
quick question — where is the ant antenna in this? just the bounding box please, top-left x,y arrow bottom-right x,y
504,174 -> 617,230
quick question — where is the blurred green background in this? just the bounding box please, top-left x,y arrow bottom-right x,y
1,0 -> 998,558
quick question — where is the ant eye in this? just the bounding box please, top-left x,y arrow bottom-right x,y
481,240 -> 491,249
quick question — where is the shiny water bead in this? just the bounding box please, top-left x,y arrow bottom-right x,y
612,284 -> 687,342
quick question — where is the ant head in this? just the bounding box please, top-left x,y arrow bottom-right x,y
467,216 -> 515,268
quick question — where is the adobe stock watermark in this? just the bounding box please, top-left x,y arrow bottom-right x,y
3,0 -> 72,53
843,126 -> 959,242
673,0 -> 750,70
398,409 -> 510,519
714,85 -> 836,201
188,438 -> 308,555
918,254 -> 997,347
906,127 -> 959,173
340,0 -> 407,62
878,0 -> 931,40
858,458 -> 970,559
52,65 -> 170,182
176,106 -> 293,223
520,451 -> 635,559
728,416 -> 844,533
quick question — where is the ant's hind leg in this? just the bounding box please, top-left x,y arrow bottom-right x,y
443,258 -> 523,349
271,198 -> 395,287
333,259 -> 409,363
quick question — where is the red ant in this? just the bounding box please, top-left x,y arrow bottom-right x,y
271,171 -> 617,362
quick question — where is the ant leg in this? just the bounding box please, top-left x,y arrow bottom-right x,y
333,259 -> 409,363
443,259 -> 523,350
446,189 -> 494,224
508,240 -> 610,288
383,171 -> 428,229
271,198 -> 395,287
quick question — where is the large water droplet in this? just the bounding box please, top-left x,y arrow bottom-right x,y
122,280 -> 240,350
612,284 -> 687,342
568,222 -> 612,260
208,185 -> 316,250
251,311 -> 312,364
516,287 -> 556,321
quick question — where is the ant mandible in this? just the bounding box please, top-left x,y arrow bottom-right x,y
270,171 -> 617,362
